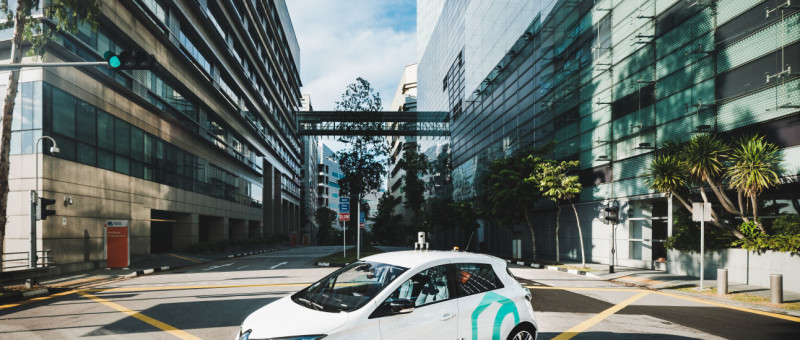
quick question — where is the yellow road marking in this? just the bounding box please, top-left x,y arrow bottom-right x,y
552,291 -> 650,340
86,282 -> 311,293
169,253 -> 203,263
0,289 -> 79,310
525,286 -> 643,292
653,290 -> 800,323
616,275 -> 668,286
78,291 -> 201,340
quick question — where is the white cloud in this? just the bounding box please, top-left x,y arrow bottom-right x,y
286,0 -> 416,111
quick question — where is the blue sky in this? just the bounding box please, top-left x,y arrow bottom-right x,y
286,0 -> 417,112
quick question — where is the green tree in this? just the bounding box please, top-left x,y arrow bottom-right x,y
314,207 -> 337,245
333,78 -> 388,239
532,160 -> 584,266
400,143 -> 431,227
0,0 -> 101,270
727,135 -> 783,233
480,146 -> 550,261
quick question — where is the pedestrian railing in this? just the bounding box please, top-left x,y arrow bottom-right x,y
1,249 -> 53,271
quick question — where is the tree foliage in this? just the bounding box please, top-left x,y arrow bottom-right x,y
480,146 -> 551,261
371,191 -> 402,245
0,0 -> 101,271
314,207 -> 337,245
645,134 -> 784,240
400,143 -> 431,218
333,78 -> 388,232
532,160 -> 583,266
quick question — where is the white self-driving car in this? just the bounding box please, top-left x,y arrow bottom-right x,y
236,250 -> 537,340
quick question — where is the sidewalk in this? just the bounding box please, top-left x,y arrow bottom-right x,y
520,259 -> 800,317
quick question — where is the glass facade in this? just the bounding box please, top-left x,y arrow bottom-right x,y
423,0 -> 800,203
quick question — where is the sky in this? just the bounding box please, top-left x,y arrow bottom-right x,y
285,0 -> 417,112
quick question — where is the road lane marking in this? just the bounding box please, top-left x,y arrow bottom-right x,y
0,289 -> 79,310
270,262 -> 287,269
85,282 -> 312,293
202,263 -> 233,271
552,291 -> 650,340
78,291 -> 201,340
652,290 -> 800,323
525,286 -> 643,292
169,253 -> 203,263
236,265 -> 249,270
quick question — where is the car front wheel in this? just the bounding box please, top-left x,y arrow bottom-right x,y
506,324 -> 536,340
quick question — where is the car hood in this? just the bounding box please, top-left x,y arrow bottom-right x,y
241,296 -> 349,338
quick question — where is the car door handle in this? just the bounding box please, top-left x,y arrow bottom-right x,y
441,313 -> 456,321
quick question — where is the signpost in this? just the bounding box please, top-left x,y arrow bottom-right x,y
692,202 -> 712,290
339,198 -> 350,257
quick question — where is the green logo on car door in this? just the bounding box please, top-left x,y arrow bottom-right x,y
470,292 -> 519,340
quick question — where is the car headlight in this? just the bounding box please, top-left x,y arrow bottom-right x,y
238,329 -> 251,340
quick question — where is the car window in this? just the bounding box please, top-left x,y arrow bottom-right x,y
454,263 -> 504,296
293,261 -> 407,313
386,265 -> 450,307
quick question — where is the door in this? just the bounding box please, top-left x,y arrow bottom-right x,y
453,263 -> 517,340
378,265 -> 458,340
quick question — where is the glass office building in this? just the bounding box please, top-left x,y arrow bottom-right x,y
420,0 -> 800,268
3,0 -> 303,272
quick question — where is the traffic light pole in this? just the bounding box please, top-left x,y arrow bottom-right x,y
0,61 -> 108,70
29,190 -> 37,268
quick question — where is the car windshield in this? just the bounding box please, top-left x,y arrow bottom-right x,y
292,261 -> 408,313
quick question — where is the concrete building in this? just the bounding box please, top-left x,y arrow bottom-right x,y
387,63 -> 419,225
3,0 -> 302,272
301,94 -> 318,245
317,144 -> 342,227
418,0 -> 800,269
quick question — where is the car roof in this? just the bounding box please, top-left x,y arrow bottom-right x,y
361,250 -> 504,269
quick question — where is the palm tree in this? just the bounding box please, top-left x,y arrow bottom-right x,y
646,154 -> 692,211
533,160 -> 583,266
727,135 -> 783,233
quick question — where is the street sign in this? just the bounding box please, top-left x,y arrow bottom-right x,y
360,223 -> 365,228
339,213 -> 350,221
692,203 -> 712,221
339,197 -> 350,203
359,212 -> 365,223
339,203 -> 350,213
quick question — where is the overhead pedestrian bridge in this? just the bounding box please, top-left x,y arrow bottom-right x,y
297,111 -> 450,136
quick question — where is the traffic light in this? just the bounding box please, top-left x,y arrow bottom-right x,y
604,206 -> 619,225
38,197 -> 56,221
104,50 -> 155,70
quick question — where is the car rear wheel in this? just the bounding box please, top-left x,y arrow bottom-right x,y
507,324 -> 536,340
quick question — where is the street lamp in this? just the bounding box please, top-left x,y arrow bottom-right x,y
30,136 -> 58,268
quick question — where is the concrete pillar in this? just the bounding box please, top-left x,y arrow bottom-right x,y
229,218 -> 248,239
207,216 -> 229,242
249,220 -> 262,238
173,213 -> 199,251
263,161 -> 275,237
274,170 -> 282,237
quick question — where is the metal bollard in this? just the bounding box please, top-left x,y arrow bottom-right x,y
717,269 -> 728,296
771,274 -> 783,304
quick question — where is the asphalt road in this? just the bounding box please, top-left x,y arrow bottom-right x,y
1,247 -> 798,339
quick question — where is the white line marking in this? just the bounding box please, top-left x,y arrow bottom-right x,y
202,263 -> 233,271
236,266 -> 248,270
270,262 -> 287,269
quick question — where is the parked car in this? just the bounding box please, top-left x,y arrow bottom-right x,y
235,250 -> 537,340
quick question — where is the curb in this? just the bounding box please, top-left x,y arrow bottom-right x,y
124,247 -> 290,278
505,259 -> 601,279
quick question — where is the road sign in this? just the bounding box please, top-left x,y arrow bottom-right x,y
359,212 -> 365,223
339,197 -> 350,203
360,223 -> 365,228
692,203 -> 712,221
339,213 -> 350,221
339,203 -> 350,213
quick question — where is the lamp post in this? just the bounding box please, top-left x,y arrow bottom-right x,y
30,136 -> 59,268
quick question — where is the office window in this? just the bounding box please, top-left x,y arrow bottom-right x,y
97,111 -> 114,151
76,101 -> 96,144
114,117 -> 130,156
52,87 -> 75,138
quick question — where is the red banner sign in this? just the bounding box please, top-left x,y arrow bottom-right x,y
339,213 -> 350,221
106,226 -> 129,268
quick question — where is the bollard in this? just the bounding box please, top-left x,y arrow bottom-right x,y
770,274 -> 783,304
717,269 -> 728,296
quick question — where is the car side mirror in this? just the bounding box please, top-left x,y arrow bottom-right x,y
388,298 -> 415,314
